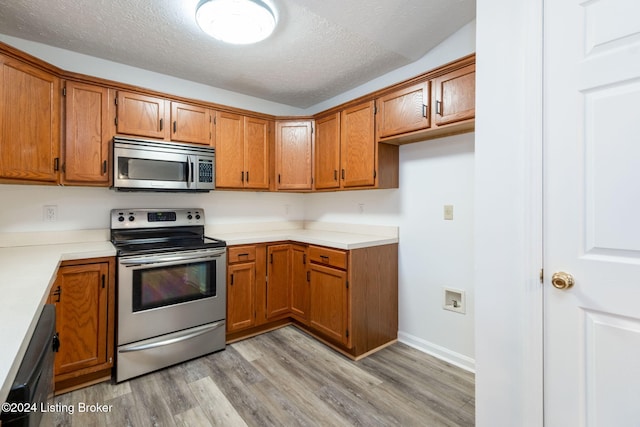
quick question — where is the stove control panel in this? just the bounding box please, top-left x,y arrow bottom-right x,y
111,209 -> 205,229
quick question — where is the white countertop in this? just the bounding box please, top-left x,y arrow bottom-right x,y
0,242 -> 115,404
0,221 -> 397,403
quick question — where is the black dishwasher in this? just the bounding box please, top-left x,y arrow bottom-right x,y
1,304 -> 57,427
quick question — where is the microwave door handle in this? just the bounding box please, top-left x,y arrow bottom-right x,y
186,156 -> 192,188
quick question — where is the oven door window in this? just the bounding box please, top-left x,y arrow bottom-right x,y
132,261 -> 216,312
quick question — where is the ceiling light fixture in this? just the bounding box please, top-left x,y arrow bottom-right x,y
195,0 -> 277,45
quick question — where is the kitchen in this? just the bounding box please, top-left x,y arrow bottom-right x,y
0,0 -> 477,424
3,0 -> 635,425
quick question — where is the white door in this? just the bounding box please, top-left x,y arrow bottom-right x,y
544,0 -> 640,425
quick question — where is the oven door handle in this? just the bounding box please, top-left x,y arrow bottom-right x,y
118,321 -> 225,353
120,252 -> 224,266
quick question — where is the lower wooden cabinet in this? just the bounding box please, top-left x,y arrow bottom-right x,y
49,257 -> 115,394
226,241 -> 398,359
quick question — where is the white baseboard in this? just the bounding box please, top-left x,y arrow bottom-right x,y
398,331 -> 475,373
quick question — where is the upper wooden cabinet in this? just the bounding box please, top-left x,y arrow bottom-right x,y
377,82 -> 431,139
62,81 -> 114,186
116,91 -> 215,145
216,112 -> 270,189
0,53 -> 60,183
432,63 -> 475,127
375,56 -> 475,145
170,101 -> 213,145
116,91 -> 169,140
314,113 -> 341,190
275,120 -> 313,191
341,101 -> 376,188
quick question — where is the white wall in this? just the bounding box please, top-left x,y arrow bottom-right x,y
305,133 -> 475,368
0,185 -> 304,233
475,0 -> 543,425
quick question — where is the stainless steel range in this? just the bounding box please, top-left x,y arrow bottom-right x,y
111,208 -> 226,382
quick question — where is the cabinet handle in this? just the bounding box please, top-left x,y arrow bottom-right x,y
246,171 -> 249,182
303,254 -> 306,264
238,253 -> 249,257
53,285 -> 62,303
436,100 -> 442,116
320,255 -> 329,263
159,118 -> 163,130
173,121 -> 177,133
241,171 -> 245,182
52,333 -> 60,353
53,158 -> 60,172
307,271 -> 310,282
422,104 -> 428,119
270,253 -> 273,264
101,274 -> 105,289
278,174 -> 281,184
334,170 -> 338,181
341,169 -> 345,180
102,160 -> 107,175
230,274 -> 234,285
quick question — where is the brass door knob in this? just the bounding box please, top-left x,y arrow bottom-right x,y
551,272 -> 574,290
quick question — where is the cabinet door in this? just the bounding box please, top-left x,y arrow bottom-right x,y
309,264 -> 348,346
170,101 -> 212,145
50,262 -> 109,375
341,101 -> 375,188
432,64 -> 476,127
215,111 -> 245,188
377,82 -> 430,138
290,245 -> 309,322
62,81 -> 112,185
314,113 -> 341,190
266,245 -> 291,319
244,116 -> 270,189
0,54 -> 60,182
116,91 -> 169,139
227,262 -> 256,332
275,121 -> 313,190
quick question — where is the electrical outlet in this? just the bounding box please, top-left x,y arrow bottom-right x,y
444,204 -> 454,220
358,203 -> 365,214
43,205 -> 58,222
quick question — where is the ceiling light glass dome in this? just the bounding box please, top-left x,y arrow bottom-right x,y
196,0 -> 277,45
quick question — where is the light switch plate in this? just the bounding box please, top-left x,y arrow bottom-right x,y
444,204 -> 454,220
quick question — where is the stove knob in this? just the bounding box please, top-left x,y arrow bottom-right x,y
128,216 -> 135,222
118,216 -> 125,222
187,214 -> 193,220
195,214 -> 201,220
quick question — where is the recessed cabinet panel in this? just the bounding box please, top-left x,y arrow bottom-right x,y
341,101 -> 375,188
227,263 -> 256,332
215,111 -> 245,188
291,245 -> 309,322
171,101 -> 212,145
309,263 -> 349,346
0,54 -> 60,183
377,82 -> 431,138
116,91 -> 169,139
276,121 -> 313,190
432,64 -> 476,127
314,113 -> 341,190
267,245 -> 292,319
244,117 -> 270,189
63,81 -> 112,185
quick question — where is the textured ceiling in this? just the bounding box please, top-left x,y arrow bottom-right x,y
0,0 -> 475,108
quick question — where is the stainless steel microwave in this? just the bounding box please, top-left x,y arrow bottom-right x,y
112,137 -> 215,192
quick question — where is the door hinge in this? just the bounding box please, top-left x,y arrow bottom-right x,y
346,280 -> 349,289
214,116 -> 216,125
311,125 -> 314,134
114,117 -> 118,126
374,105 -> 378,114
62,87 -> 66,96
346,329 -> 349,338
114,97 -> 118,105
374,170 -> 377,179
307,271 -> 310,282
539,268 -> 544,284
53,158 -> 60,172
61,162 -> 66,173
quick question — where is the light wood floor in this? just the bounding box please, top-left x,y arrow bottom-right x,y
52,326 -> 475,426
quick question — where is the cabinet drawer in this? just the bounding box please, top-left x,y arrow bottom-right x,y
228,246 -> 256,263
309,246 -> 347,270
